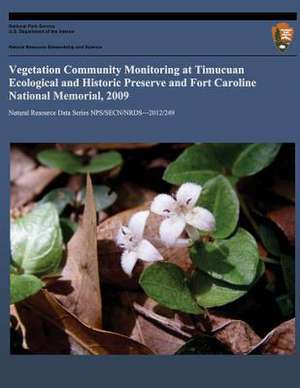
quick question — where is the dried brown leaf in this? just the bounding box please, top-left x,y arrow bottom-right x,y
213,320 -> 261,354
10,146 -> 36,182
203,312 -> 233,332
13,291 -> 153,355
11,166 -> 61,209
111,183 -> 156,213
11,304 -> 73,354
250,319 -> 295,355
50,175 -> 102,328
66,174 -> 85,192
146,158 -> 169,169
104,290 -> 195,354
267,206 -> 295,245
270,179 -> 295,203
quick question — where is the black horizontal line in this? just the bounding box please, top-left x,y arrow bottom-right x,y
8,54 -> 297,58
9,12 -> 297,21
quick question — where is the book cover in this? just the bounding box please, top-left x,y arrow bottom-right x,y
2,0 -> 299,386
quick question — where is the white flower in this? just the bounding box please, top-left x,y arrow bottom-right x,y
151,182 -> 215,247
116,210 -> 163,276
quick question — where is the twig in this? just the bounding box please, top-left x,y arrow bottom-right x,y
133,302 -> 196,339
133,304 -> 239,340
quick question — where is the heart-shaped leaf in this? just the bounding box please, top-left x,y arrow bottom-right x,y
199,175 -> 239,239
190,271 -> 248,308
78,151 -> 123,174
139,262 -> 203,315
37,149 -> 123,175
77,185 -> 117,211
232,143 -> 281,177
37,149 -> 82,174
190,228 -> 260,286
163,144 -> 222,185
163,144 -> 247,185
164,169 -> 219,186
11,203 -> 63,277
164,144 -> 279,185
39,188 -> 75,214
190,261 -> 265,308
207,144 -> 248,169
10,274 -> 43,304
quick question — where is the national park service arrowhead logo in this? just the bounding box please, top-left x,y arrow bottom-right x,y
272,22 -> 294,52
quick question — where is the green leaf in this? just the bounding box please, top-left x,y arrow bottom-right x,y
190,228 -> 260,286
190,271 -> 247,308
163,144 -> 223,185
163,144 -> 247,185
191,261 -> 264,308
232,143 -> 281,177
207,144 -> 248,169
163,170 -> 219,186
164,143 -> 280,184
39,188 -> 75,214
77,185 -> 117,211
11,203 -> 63,277
258,224 -> 281,257
37,149 -> 123,175
10,264 -> 19,274
78,151 -> 123,174
139,262 -> 203,315
10,274 -> 43,304
37,149 -> 82,174
199,175 -> 239,239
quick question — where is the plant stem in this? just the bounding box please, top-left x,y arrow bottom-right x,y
133,302 -> 196,339
260,256 -> 281,265
10,260 -> 24,275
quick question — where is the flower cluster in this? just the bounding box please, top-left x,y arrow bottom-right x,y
116,183 -> 215,276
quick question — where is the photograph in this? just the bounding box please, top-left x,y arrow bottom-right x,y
10,143 -> 295,355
